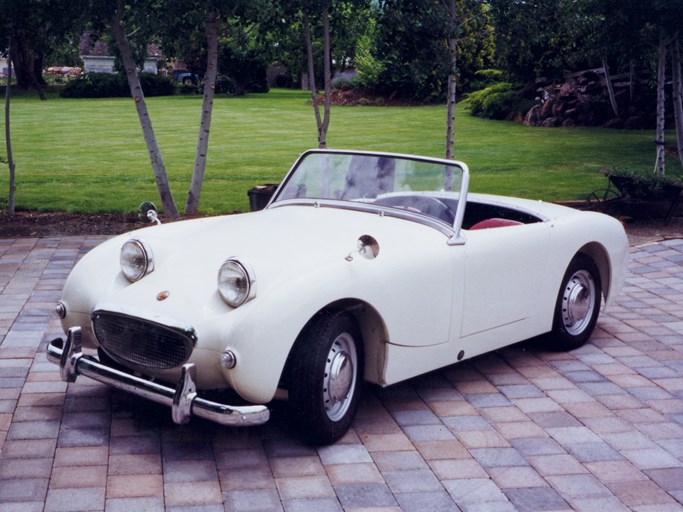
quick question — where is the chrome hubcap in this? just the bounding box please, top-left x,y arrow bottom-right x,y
323,333 -> 357,422
562,270 -> 596,336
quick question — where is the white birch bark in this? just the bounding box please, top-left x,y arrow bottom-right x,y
5,42 -> 16,217
303,8 -> 332,149
445,0 -> 457,160
303,14 -> 323,146
185,9 -> 218,214
602,58 -> 620,118
671,34 -> 683,170
110,0 -> 178,217
654,30 -> 667,176
320,6 -> 332,148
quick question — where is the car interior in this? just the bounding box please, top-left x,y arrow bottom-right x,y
371,194 -> 543,230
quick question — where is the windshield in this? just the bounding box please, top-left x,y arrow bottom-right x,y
272,150 -> 467,229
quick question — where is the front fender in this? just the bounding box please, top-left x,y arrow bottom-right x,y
59,234 -> 130,345
220,257 -> 378,404
222,241 -> 454,404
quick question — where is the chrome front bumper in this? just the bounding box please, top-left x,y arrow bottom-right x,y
46,327 -> 270,427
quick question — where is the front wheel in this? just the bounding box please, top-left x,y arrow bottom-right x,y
548,254 -> 602,351
287,310 -> 363,445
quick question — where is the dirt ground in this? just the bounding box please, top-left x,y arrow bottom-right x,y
623,215 -> 683,245
0,210 -> 210,238
0,209 -> 682,246
0,211 -> 140,237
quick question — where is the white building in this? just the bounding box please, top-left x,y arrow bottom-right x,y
79,33 -> 161,75
81,55 -> 160,74
81,55 -> 116,74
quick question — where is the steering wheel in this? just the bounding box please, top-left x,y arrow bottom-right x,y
374,195 -> 455,224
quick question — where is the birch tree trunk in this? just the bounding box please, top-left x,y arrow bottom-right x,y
185,9 -> 218,214
303,15 -> 323,146
654,30 -> 667,176
602,57 -> 620,118
671,34 -> 683,169
445,0 -> 457,160
303,8 -> 332,149
110,0 -> 178,217
5,43 -> 16,217
320,6 -> 332,148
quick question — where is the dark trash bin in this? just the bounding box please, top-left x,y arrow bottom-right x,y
247,184 -> 278,211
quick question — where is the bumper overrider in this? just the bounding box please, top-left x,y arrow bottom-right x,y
46,327 -> 270,427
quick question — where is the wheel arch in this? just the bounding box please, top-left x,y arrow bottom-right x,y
287,298 -> 388,387
576,242 -> 611,302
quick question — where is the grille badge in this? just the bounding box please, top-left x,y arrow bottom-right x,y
157,291 -> 170,301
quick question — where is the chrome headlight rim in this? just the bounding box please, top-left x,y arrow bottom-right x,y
120,238 -> 154,283
217,258 -> 256,308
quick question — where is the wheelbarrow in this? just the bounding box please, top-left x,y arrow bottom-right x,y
585,168 -> 683,224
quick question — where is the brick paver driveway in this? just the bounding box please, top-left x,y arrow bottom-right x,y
1,236 -> 682,511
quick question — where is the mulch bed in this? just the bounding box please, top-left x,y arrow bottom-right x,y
0,211 -> 141,237
1,209 -> 682,245
0,210 -> 224,238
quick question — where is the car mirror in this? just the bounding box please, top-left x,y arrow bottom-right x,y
346,235 -> 379,261
138,201 -> 161,225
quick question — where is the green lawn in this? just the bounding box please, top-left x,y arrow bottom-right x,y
1,87 -> 679,214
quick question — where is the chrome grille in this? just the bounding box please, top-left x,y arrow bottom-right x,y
92,311 -> 195,370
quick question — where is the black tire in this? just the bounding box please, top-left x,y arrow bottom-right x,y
287,310 -> 363,445
548,254 -> 602,351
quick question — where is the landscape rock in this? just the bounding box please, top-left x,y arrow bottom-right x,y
523,67 -> 661,129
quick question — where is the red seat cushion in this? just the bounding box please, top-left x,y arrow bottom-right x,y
469,218 -> 523,230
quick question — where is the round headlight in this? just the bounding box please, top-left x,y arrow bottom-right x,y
120,239 -> 154,282
218,259 -> 255,308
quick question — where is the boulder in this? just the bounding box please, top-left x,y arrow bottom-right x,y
524,104 -> 542,126
521,67 -> 659,129
541,116 -> 564,128
603,117 -> 625,129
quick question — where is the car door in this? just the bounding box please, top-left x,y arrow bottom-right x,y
458,221 -> 551,341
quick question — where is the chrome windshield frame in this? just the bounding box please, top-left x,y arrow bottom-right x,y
269,198 -> 457,237
268,149 -> 470,242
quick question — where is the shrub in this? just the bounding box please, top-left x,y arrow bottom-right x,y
218,48 -> 269,95
604,167 -> 682,189
464,82 -> 533,120
332,77 -> 354,91
467,69 -> 505,93
61,72 -> 176,98
138,73 -> 176,96
598,167 -> 683,205
178,83 -> 198,95
60,73 -> 128,98
353,33 -> 383,90
214,75 -> 236,95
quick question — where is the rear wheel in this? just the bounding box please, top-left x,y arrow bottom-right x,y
287,310 -> 363,445
548,254 -> 602,351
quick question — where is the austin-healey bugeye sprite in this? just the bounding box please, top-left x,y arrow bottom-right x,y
48,149 -> 629,444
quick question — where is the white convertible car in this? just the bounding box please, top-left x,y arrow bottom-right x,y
48,149 -> 629,444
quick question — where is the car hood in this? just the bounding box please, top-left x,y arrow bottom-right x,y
77,204 -> 449,318
136,204 -> 445,267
